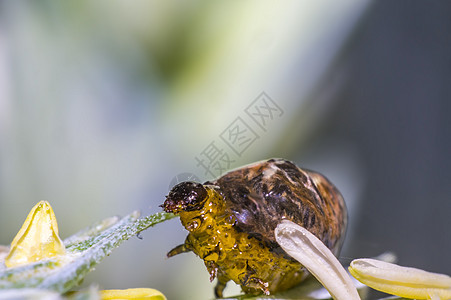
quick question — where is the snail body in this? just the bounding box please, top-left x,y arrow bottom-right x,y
162,158 -> 347,297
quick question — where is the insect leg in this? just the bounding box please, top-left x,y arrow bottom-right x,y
240,264 -> 270,295
214,272 -> 229,298
167,244 -> 190,257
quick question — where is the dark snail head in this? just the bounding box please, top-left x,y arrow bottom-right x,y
162,182 -> 208,213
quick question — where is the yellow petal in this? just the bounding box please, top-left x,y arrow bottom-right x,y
5,201 -> 66,268
100,288 -> 166,300
349,258 -> 451,300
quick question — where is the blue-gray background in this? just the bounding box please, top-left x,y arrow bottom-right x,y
0,1 -> 450,299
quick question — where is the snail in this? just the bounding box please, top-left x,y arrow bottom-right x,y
162,158 -> 347,297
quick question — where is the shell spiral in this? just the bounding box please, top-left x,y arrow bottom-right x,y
209,158 -> 347,256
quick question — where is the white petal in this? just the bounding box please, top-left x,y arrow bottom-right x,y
275,220 -> 360,300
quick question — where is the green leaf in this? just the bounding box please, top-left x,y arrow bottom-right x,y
0,211 -> 175,293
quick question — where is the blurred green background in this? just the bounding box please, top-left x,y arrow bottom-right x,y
1,1 -> 450,299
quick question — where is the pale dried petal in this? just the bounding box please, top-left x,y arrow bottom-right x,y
275,220 -> 360,300
349,258 -> 451,300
